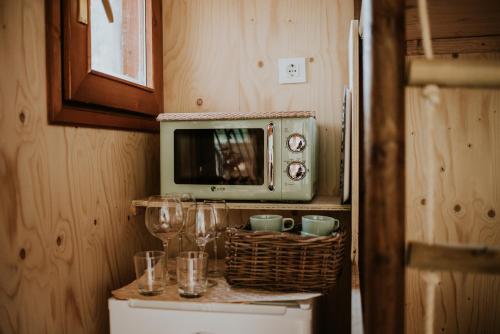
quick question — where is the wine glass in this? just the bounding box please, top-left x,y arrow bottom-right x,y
203,200 -> 227,277
145,195 -> 184,284
186,203 -> 216,252
186,203 -> 217,286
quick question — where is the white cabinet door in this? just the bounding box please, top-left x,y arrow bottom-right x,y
109,299 -> 314,334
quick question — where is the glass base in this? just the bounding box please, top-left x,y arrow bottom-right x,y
208,259 -> 225,278
178,291 -> 202,298
138,289 -> 164,296
208,270 -> 224,278
165,273 -> 177,285
207,279 -> 218,288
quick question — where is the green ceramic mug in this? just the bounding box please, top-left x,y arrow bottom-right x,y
301,215 -> 340,236
250,215 -> 295,232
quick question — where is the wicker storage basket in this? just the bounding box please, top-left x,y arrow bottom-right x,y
224,225 -> 346,293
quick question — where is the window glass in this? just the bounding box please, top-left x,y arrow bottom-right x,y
90,0 -> 150,86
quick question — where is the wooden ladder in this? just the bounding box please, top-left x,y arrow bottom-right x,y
359,0 -> 500,333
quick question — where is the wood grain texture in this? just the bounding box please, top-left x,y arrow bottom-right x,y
63,0 -> 163,114
407,241 -> 500,274
131,195 -> 350,215
348,20 -> 360,265
0,1 -> 160,333
406,35 -> 500,56
163,0 -> 240,114
405,0 -> 500,41
45,0 -> 161,131
360,0 -> 406,333
163,0 -> 353,196
405,53 -> 500,334
407,59 -> 500,88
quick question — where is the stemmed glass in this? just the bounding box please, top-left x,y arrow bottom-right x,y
186,203 -> 217,252
203,200 -> 227,277
186,203 -> 217,286
145,195 -> 184,284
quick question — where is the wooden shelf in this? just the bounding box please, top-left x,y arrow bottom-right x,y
130,195 -> 350,215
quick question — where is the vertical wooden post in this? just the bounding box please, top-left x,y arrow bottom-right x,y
360,0 -> 405,333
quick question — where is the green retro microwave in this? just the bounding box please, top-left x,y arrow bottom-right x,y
158,111 -> 318,201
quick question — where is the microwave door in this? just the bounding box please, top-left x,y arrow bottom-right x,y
164,119 -> 281,200
173,128 -> 265,185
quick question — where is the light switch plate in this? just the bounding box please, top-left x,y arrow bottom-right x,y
278,57 -> 306,84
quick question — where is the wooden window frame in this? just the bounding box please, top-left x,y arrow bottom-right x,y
45,0 -> 162,132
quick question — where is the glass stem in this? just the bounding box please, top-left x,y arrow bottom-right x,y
213,235 -> 219,273
162,240 -> 169,280
178,233 -> 183,254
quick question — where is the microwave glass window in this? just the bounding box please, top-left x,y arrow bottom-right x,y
174,129 -> 264,185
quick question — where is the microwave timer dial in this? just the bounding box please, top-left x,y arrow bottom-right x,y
287,161 -> 307,181
287,133 -> 306,152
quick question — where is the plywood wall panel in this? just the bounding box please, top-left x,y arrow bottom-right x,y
405,53 -> 500,333
164,0 -> 353,196
0,1 -> 160,333
163,0 -> 240,113
405,0 -> 500,41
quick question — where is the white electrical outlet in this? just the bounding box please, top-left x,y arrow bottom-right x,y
278,57 -> 306,84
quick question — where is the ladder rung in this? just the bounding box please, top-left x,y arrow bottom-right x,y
406,59 -> 500,89
406,241 -> 500,274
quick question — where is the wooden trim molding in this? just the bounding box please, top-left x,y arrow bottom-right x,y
45,0 -> 161,132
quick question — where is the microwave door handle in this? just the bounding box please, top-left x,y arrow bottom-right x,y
267,122 -> 275,191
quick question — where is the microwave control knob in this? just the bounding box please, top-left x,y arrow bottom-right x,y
287,134 -> 306,152
287,162 -> 307,181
